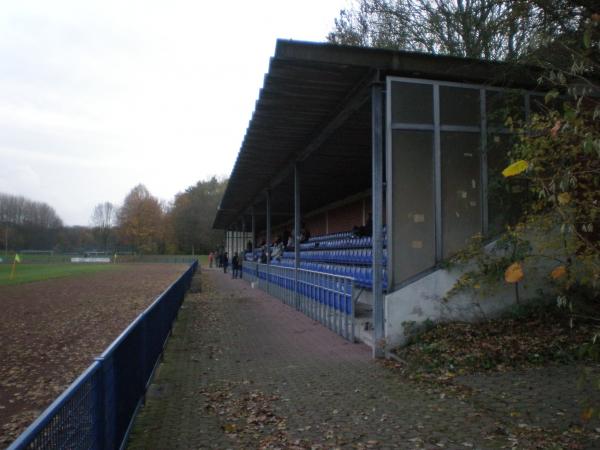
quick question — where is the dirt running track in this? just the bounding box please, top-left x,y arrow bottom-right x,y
0,263 -> 188,447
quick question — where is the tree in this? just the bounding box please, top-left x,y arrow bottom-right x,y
90,202 -> 116,251
167,177 -> 228,254
447,9 -> 599,316
0,192 -> 63,251
327,0 -> 560,60
117,184 -> 164,254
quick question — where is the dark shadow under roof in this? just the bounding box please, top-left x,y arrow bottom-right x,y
213,40 -> 542,231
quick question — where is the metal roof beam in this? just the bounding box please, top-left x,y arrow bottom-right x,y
266,70 -> 377,191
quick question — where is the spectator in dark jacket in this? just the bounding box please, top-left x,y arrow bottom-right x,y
232,253 -> 241,279
222,252 -> 229,273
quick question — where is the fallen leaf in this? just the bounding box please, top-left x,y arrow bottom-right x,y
581,407 -> 594,422
550,120 -> 561,137
505,262 -> 524,283
502,160 -> 528,177
557,192 -> 571,205
551,266 -> 567,280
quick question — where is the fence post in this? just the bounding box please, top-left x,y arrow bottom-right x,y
351,281 -> 357,343
93,360 -> 106,450
94,356 -> 115,449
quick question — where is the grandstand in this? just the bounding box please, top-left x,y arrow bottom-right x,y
213,40 -> 545,357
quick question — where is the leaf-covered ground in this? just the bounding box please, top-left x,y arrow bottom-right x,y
129,271 -> 600,449
392,303 -> 595,380
387,303 -> 600,448
0,263 -> 188,447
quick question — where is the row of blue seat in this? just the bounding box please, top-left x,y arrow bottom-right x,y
251,269 -> 354,314
281,248 -> 387,266
308,231 -> 354,243
271,259 -> 388,290
305,226 -> 387,244
299,235 -> 387,250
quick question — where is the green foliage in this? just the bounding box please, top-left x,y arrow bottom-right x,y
445,229 -> 532,300
167,177 -> 227,255
448,11 -> 599,309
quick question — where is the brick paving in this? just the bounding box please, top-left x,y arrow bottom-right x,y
127,269 -> 600,449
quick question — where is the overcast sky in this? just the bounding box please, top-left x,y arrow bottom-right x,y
0,0 -> 348,225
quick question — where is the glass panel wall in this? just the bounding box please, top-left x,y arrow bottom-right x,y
391,82 -> 433,124
441,132 -> 481,257
388,78 -> 532,289
391,131 -> 435,282
440,86 -> 480,126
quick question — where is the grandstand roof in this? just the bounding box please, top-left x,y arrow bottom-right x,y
213,40 -> 541,231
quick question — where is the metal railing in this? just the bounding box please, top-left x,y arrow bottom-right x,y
7,260 -> 199,450
242,261 -> 355,341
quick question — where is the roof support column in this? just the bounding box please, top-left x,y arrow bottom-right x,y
294,163 -> 301,310
251,207 -> 256,251
233,226 -> 237,256
371,81 -> 385,359
242,218 -> 246,254
266,190 -> 271,293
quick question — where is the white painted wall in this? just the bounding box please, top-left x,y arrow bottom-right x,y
383,262 -> 550,348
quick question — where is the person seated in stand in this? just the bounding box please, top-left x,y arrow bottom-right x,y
271,242 -> 284,260
282,229 -> 291,247
286,234 -> 294,251
260,247 -> 268,264
299,223 -> 311,243
353,213 -> 373,237
364,213 -> 373,236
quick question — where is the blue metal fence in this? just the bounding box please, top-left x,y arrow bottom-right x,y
242,261 -> 355,341
7,260 -> 199,450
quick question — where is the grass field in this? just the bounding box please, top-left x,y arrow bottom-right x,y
0,263 -> 120,286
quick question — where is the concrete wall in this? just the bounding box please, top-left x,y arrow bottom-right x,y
383,262 -> 548,348
326,199 -> 364,234
305,212 -> 327,236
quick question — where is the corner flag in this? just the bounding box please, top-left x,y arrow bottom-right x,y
10,254 -> 21,279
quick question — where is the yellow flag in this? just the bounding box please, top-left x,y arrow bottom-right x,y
502,160 -> 529,177
14,254 -> 21,263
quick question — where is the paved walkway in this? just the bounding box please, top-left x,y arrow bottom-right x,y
127,269 -> 599,449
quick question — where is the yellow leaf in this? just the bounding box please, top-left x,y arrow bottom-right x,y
581,407 -> 594,422
505,262 -> 524,283
551,266 -> 567,280
502,160 -> 529,178
557,192 -> 571,205
223,423 -> 237,433
550,120 -> 561,137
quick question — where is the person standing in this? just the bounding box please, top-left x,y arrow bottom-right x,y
222,252 -> 229,273
232,252 -> 240,279
208,251 -> 214,268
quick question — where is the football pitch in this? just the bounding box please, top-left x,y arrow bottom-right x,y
0,263 -> 119,286
0,262 -> 190,447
